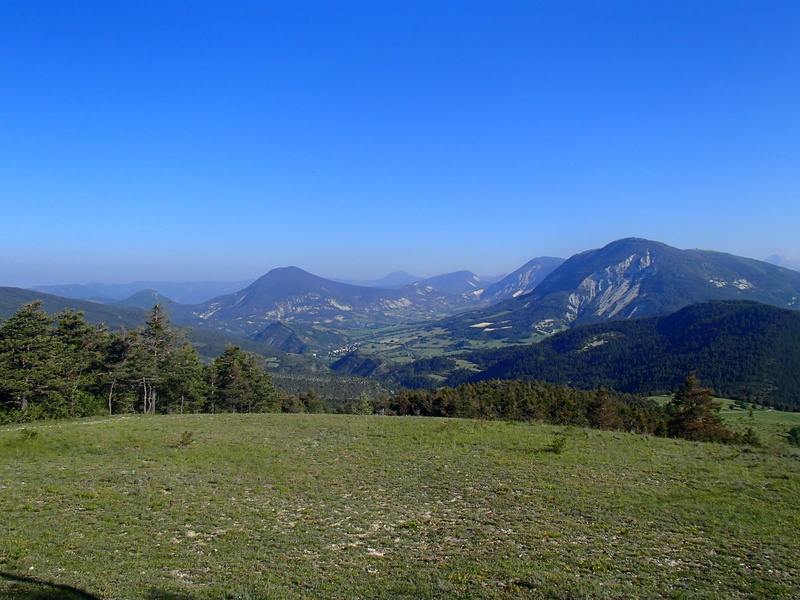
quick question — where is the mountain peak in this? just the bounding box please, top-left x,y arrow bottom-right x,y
442,239 -> 800,341
481,257 -> 565,303
265,266 -> 311,277
114,288 -> 172,309
246,266 -> 345,296
765,254 -> 800,272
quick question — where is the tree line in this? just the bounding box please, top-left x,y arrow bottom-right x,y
0,302 -> 281,423
373,377 -> 757,444
0,302 -> 760,444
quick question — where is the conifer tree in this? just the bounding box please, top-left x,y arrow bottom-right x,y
52,309 -> 108,417
666,376 -> 734,442
207,345 -> 278,413
354,392 -> 373,415
588,389 -> 622,430
0,301 -> 63,418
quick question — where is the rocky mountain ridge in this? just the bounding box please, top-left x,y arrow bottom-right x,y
439,238 -> 800,342
171,259 -> 561,340
13,238 -> 800,359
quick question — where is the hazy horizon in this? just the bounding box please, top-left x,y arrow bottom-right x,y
3,2 -> 799,288
14,240 -> 800,290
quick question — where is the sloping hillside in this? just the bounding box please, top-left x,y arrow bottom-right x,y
458,300 -> 800,408
0,286 -> 146,329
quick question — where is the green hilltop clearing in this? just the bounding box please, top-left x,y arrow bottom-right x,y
2,412 -> 799,600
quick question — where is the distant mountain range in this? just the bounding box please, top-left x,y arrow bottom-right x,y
9,238 -> 800,361
170,267 -> 482,339
6,236 -> 800,407
169,258 -> 562,342
30,280 -> 254,304
438,238 -> 800,342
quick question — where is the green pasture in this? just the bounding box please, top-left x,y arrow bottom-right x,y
651,395 -> 800,451
719,401 -> 800,449
350,323 -> 540,364
1,414 -> 798,599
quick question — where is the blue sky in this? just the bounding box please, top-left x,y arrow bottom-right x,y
2,1 -> 798,286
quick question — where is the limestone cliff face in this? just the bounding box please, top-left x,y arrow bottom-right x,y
441,237 -> 800,341
565,250 -> 652,322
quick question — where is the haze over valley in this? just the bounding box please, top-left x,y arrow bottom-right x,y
6,236 -> 800,410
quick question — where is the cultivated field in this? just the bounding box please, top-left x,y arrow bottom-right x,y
345,323 -> 544,364
1,413 -> 798,599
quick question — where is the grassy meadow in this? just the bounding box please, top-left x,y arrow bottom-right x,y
1,412 -> 799,599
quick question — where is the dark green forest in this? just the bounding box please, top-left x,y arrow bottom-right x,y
449,301 -> 800,409
0,302 -> 281,422
375,377 -> 754,444
332,301 -> 800,409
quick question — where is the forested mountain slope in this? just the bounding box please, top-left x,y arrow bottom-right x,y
456,300 -> 800,408
0,287 -> 324,371
0,286 -> 146,329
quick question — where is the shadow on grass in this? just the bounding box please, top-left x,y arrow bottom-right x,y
0,572 -> 203,600
0,570 -> 103,600
148,591 -> 196,600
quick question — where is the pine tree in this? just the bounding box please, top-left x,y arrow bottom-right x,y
103,304 -> 196,415
354,392 -> 373,415
587,389 -> 622,430
302,389 -> 324,413
136,304 -> 182,414
207,345 -> 278,413
0,302 -> 64,419
160,341 -> 206,414
52,309 -> 107,417
666,376 -> 735,442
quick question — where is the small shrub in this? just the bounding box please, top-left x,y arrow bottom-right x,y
741,427 -> 761,447
172,431 -> 195,449
546,432 -> 568,454
18,428 -> 39,441
787,426 -> 800,448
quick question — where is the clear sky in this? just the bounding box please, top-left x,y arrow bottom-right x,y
2,1 -> 798,287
